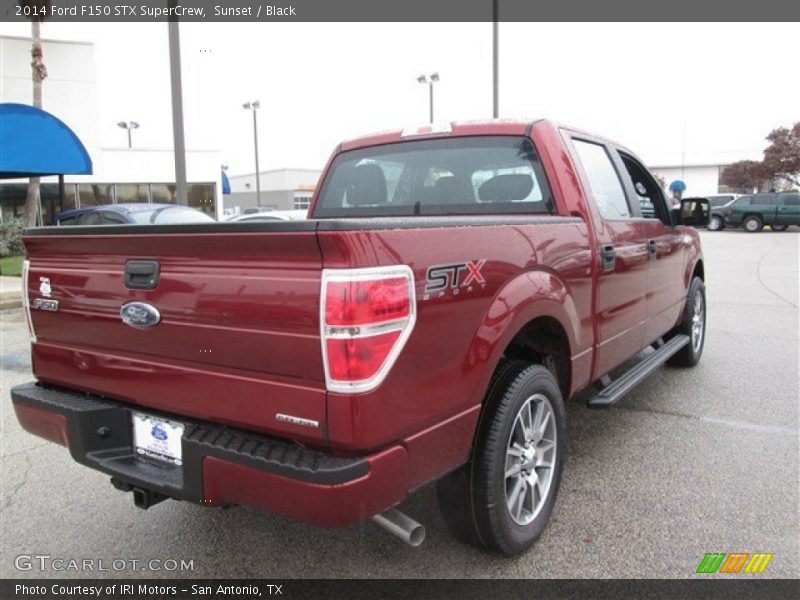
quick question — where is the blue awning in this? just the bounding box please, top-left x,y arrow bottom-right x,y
0,103 -> 93,179
221,169 -> 231,194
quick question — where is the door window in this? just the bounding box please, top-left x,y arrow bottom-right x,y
573,139 -> 631,220
618,151 -> 670,224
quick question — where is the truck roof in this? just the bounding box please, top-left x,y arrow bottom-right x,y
338,118 -> 634,157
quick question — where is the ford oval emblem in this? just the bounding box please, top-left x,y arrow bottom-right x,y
120,302 -> 161,329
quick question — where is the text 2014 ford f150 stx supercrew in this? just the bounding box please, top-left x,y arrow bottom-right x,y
11,120 -> 709,555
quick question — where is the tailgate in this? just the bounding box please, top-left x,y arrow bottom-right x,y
23,226 -> 326,443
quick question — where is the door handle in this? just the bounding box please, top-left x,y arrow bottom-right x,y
124,260 -> 160,290
647,239 -> 657,259
601,245 -> 616,271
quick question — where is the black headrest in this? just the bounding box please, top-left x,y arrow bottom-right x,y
478,173 -> 534,202
434,176 -> 475,204
347,164 -> 387,206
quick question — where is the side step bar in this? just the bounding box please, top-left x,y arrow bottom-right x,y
587,335 -> 690,409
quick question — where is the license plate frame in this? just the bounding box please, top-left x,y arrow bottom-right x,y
132,412 -> 184,466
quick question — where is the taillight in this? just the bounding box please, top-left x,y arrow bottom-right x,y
321,266 -> 416,393
21,259 -> 37,343
727,208 -> 733,217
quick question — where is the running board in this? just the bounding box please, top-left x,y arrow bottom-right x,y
587,335 -> 690,409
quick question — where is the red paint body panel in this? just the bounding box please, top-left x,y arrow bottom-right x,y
18,120 -> 704,527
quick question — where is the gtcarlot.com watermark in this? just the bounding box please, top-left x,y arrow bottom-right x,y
15,554 -> 195,572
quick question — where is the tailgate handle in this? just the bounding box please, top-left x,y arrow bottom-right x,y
124,260 -> 160,290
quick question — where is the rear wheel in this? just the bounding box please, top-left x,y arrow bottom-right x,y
668,276 -> 706,367
436,362 -> 565,555
771,224 -> 789,231
743,215 -> 763,232
708,215 -> 724,231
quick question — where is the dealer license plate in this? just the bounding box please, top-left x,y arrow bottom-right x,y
132,412 -> 184,465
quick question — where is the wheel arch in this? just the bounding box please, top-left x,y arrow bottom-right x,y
467,268 -> 586,407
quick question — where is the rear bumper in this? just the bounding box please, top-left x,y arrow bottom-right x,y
11,382 -> 408,527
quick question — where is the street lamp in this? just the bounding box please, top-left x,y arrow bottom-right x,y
242,100 -> 262,207
417,72 -> 439,123
117,121 -> 140,148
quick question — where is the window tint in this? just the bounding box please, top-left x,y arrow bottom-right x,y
736,196 -> 752,206
781,195 -> 800,206
573,140 -> 630,219
313,136 -> 553,218
752,195 -> 777,206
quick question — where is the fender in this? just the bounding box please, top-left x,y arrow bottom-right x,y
681,227 -> 704,288
465,267 -> 587,401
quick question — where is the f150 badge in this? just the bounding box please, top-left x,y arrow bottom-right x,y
424,259 -> 487,300
120,302 -> 161,329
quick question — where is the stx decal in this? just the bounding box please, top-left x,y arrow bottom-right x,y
695,552 -> 773,574
424,260 -> 487,299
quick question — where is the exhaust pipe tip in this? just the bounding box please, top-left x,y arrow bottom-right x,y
371,508 -> 426,547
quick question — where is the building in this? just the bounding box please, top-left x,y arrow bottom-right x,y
0,35 -> 224,223
225,168 -> 321,215
648,163 -> 729,198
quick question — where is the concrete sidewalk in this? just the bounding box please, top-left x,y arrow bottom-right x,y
0,276 -> 22,310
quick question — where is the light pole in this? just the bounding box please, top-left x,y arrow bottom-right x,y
417,72 -> 439,123
242,100 -> 261,207
117,121 -> 140,148
493,0 -> 499,118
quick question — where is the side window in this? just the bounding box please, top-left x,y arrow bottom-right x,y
99,211 -> 126,224
736,196 -> 752,206
781,195 -> 800,206
573,139 -> 631,220
618,152 -> 670,224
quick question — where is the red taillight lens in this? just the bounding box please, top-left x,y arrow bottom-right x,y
325,277 -> 410,325
325,331 -> 402,381
321,266 -> 416,393
727,208 -> 733,216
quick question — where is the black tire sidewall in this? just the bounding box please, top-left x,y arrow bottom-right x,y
474,364 -> 566,555
744,216 -> 762,232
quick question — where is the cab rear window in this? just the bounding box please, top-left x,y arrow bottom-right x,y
312,136 -> 554,218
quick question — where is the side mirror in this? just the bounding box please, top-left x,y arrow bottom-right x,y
673,197 -> 710,228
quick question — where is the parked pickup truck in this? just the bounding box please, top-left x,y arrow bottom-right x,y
11,120 -> 709,556
725,192 -> 800,232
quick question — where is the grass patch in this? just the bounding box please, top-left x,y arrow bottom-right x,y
0,255 -> 24,277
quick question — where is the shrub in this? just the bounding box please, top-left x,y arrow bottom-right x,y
0,219 -> 25,257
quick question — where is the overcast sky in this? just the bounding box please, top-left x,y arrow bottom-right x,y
1,21 -> 797,175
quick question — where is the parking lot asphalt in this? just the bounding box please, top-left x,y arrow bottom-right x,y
1,230 -> 798,579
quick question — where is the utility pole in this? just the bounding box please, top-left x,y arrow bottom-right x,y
243,101 -> 262,206
168,10 -> 188,205
493,0 -> 499,118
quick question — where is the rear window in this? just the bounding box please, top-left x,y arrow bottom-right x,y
129,207 -> 214,225
312,136 -> 553,218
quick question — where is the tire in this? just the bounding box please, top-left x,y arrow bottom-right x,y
668,276 -> 706,367
708,215 -> 724,231
771,224 -> 789,231
743,215 -> 763,232
436,361 -> 565,555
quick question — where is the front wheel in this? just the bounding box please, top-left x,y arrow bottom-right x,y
743,215 -> 763,232
771,224 -> 789,231
436,362 -> 565,555
708,215 -> 724,231
668,277 -> 706,367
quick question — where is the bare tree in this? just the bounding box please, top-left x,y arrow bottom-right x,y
19,2 -> 49,226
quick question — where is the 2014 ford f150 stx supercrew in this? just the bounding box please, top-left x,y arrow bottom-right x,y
11,120 -> 709,555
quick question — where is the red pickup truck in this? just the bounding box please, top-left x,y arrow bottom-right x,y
12,120 -> 708,556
